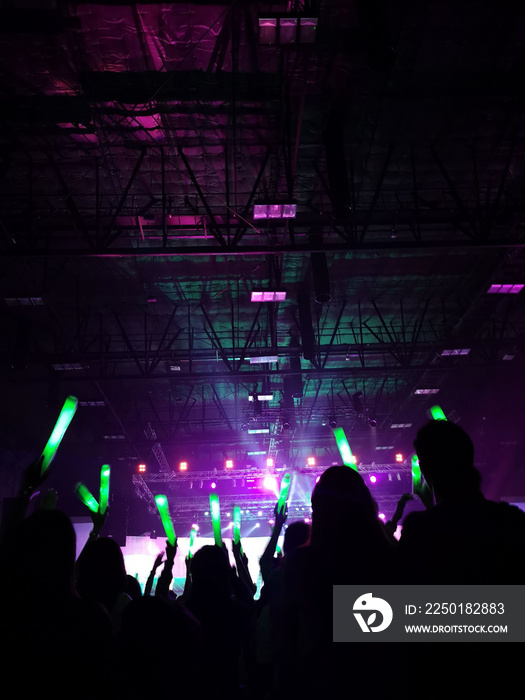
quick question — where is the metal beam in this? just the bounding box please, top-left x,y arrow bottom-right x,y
177,147 -> 227,247
105,149 -> 146,247
231,148 -> 271,247
47,152 -> 95,250
200,304 -> 233,372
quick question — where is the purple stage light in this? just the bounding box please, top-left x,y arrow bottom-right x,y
378,513 -> 386,520
369,475 -> 377,483
211,481 -> 217,489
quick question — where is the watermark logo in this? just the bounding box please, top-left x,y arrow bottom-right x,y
353,593 -> 393,632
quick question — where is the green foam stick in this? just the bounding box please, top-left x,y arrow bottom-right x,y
412,454 -> 422,493
155,494 -> 176,546
333,427 -> 358,471
233,506 -> 241,545
99,464 -> 110,515
75,482 -> 99,513
277,473 -> 291,515
430,405 -> 447,421
41,396 -> 78,475
209,493 -> 222,547
188,527 -> 197,558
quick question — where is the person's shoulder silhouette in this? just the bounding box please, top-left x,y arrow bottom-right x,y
400,420 -> 525,584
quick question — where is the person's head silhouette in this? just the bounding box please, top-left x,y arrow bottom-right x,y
414,420 -> 481,501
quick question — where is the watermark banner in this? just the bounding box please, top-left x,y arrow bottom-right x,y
333,585 -> 525,642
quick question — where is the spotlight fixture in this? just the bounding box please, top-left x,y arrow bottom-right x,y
307,456 -> 316,466
249,355 -> 279,364
395,453 -> 404,463
258,17 -> 318,45
487,284 -> 524,294
225,459 -> 234,469
138,463 -> 146,473
249,393 -> 274,401
328,416 -> 338,429
253,201 -> 297,219
441,348 -> 470,356
179,461 -> 188,471
266,457 -> 274,467
250,291 -> 286,302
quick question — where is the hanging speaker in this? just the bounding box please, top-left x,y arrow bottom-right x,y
297,290 -> 317,363
311,251 -> 332,304
324,105 -> 352,221
289,354 -> 303,398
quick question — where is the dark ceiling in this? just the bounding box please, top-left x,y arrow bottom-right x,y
1,0 -> 525,515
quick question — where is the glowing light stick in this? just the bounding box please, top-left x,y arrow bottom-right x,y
209,493 -> 222,547
412,454 -> 422,493
333,427 -> 358,471
188,527 -> 197,558
430,405 -> 447,421
40,396 -> 78,475
75,482 -> 99,513
233,506 -> 242,545
99,464 -> 110,515
155,494 -> 176,546
277,473 -> 291,515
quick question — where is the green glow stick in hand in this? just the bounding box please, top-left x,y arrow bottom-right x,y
155,494 -> 177,546
209,493 -> 222,547
412,454 -> 422,493
188,527 -> 197,558
41,396 -> 78,475
99,464 -> 110,515
75,482 -> 99,513
333,427 -> 358,471
430,405 -> 447,421
233,506 -> 241,545
277,473 -> 291,516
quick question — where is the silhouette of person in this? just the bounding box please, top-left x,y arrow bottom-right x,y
400,420 -> 525,584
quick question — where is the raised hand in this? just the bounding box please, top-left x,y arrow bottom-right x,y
89,506 -> 107,538
413,480 -> 434,510
273,502 -> 288,530
19,455 -> 46,499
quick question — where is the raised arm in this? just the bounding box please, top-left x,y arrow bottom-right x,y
155,540 -> 177,601
259,504 -> 287,582
144,551 -> 164,597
